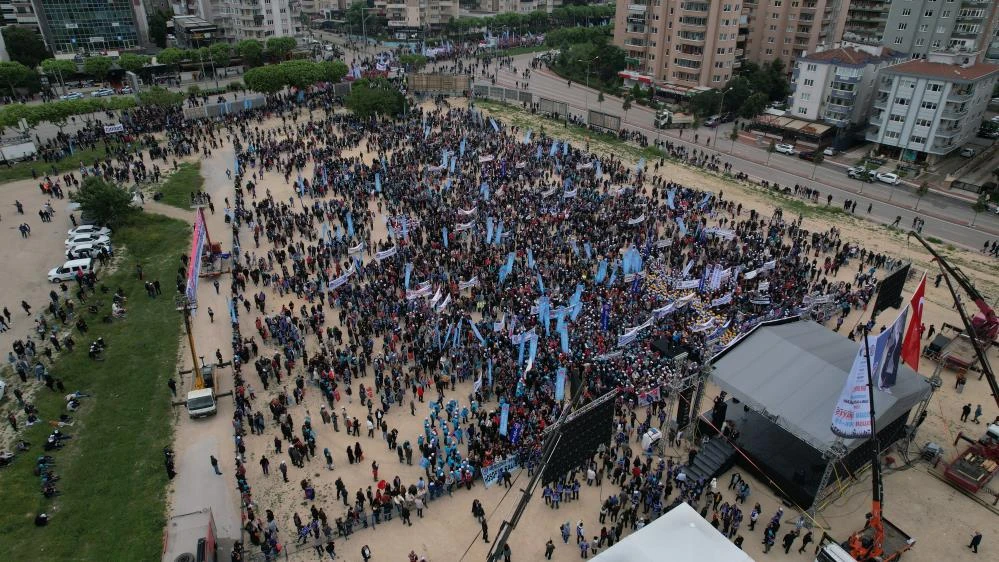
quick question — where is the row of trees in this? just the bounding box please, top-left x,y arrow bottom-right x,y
243,60 -> 348,94
444,5 -> 616,38
0,96 -> 136,131
689,60 -> 792,119
157,37 -> 297,72
551,37 -> 626,91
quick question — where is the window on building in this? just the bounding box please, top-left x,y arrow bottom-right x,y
803,78 -> 815,86
897,23 -> 908,30
713,75 -> 722,82
797,106 -> 808,114
919,24 -> 928,32
910,135 -> 926,144
924,10 -> 933,16
885,131 -> 901,140
920,101 -> 937,110
807,63 -> 817,71
941,10 -> 950,17
782,49 -> 790,56
768,36 -> 775,43
894,37 -> 903,44
889,114 -> 905,122
784,37 -> 792,44
936,26 -> 946,33
915,118 -> 932,127
927,83 -> 943,92
901,8 -> 911,15
765,48 -> 774,54
787,26 -> 794,32
894,97 -> 910,106
931,39 -> 942,48
773,0 -> 782,5
801,93 -> 811,101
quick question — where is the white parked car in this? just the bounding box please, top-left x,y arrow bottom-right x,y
823,147 -> 838,156
91,88 -> 115,97
65,233 -> 110,248
67,241 -> 111,260
774,143 -> 796,155
67,225 -> 111,238
876,172 -> 901,185
59,92 -> 84,101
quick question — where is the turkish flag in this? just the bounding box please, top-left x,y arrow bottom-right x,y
901,274 -> 926,371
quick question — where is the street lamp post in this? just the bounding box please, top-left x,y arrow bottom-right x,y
577,56 -> 599,114
361,7 -> 379,52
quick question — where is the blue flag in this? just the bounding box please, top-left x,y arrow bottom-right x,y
460,137 -> 466,156
537,273 -> 545,294
601,303 -> 610,332
527,248 -> 535,269
499,403 -> 510,436
595,259 -> 608,284
555,367 -> 567,400
404,263 -> 413,290
549,142 -> 559,157
375,173 -> 381,193
584,243 -> 592,260
346,212 -> 354,237
486,217 -> 494,244
442,227 -> 449,248
667,188 -> 676,209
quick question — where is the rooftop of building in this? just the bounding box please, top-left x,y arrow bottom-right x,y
883,59 -> 999,82
172,15 -> 215,30
800,46 -> 901,66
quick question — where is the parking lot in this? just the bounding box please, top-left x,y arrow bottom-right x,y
0,177 -> 97,345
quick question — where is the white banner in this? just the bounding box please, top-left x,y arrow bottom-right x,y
479,155 -> 495,163
710,292 -> 733,307
831,338 -> 874,438
627,214 -> 646,225
436,293 -> 451,312
704,227 -> 736,239
406,285 -> 433,300
459,276 -> 479,290
104,123 -> 124,134
457,207 -> 477,216
455,220 -> 475,232
482,457 -> 520,488
375,246 -> 397,261
348,243 -> 364,255
429,287 -> 443,307
675,279 -> 700,290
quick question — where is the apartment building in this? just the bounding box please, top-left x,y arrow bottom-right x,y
789,45 -> 904,127
376,0 -> 458,32
31,0 -> 149,54
843,0 -> 998,61
211,0 -> 302,41
482,0 -> 562,14
1,0 -> 41,32
866,53 -> 999,161
613,0 -> 745,89
742,0 -> 846,71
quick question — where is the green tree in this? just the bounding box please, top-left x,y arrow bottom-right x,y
811,152 -> 825,180
0,61 -> 35,97
156,48 -> 187,73
265,37 -> 297,61
317,60 -> 348,83
689,90 -> 722,118
399,54 -> 428,70
971,193 -> 990,226
41,58 -> 77,94
235,39 -> 264,67
739,92 -> 769,119
137,85 -> 183,108
1,26 -> 51,69
147,9 -> 171,48
621,95 -> 632,122
117,53 -> 151,74
72,176 -> 138,227
766,140 -> 777,165
279,60 -> 320,89
244,65 -> 288,94
210,43 -> 232,68
596,91 -> 604,108
914,181 -> 929,211
347,78 -> 405,118
83,56 -> 114,83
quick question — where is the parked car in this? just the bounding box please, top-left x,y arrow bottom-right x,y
91,88 -> 115,97
876,172 -> 901,185
959,147 -> 977,158
798,151 -> 817,161
48,258 -> 94,283
847,166 -> 876,182
67,225 -> 111,238
774,143 -> 796,155
704,116 -> 721,128
119,86 -> 133,94
59,92 -> 84,101
65,233 -> 110,248
823,147 -> 838,156
67,242 -> 111,260
720,112 -> 736,123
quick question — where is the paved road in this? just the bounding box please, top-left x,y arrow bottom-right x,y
464,52 -> 999,249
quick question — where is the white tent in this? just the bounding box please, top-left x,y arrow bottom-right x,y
593,502 -> 755,562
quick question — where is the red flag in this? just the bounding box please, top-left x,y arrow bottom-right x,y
901,274 -> 926,371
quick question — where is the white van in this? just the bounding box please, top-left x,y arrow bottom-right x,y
48,258 -> 94,282
186,388 -> 218,418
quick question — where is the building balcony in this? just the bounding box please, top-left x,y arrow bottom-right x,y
735,48 -> 744,57
830,90 -> 857,102
824,114 -> 850,127
628,3 -> 647,12
626,15 -> 647,24
873,98 -> 887,110
949,89 -> 974,102
935,126 -> 961,138
676,34 -> 706,44
869,112 -> 884,125
941,107 -> 968,119
834,73 -> 862,84
626,26 -> 648,34
953,29 -> 980,39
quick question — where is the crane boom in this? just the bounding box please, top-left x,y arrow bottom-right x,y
907,232 -> 998,409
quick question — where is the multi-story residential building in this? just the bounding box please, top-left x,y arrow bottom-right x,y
482,0 -> 562,14
789,45 -> 903,128
866,53 -> 999,162
211,0 -> 303,41
613,0 -> 746,89
742,0 -> 846,72
172,14 -> 218,48
31,0 -> 149,55
1,0 -> 41,32
377,0 -> 458,33
844,0 -> 998,62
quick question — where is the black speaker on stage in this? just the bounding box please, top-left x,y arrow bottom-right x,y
542,394 -> 616,485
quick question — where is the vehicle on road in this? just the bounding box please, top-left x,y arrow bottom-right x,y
704,115 -> 721,128
823,147 -> 838,156
68,225 -> 111,238
119,86 -> 133,94
59,92 -> 84,101
876,172 -> 901,185
91,88 -> 115,97
65,233 -> 110,248
847,167 -> 877,182
774,143 -> 796,155
798,151 -> 817,161
959,147 -> 977,158
48,258 -> 94,282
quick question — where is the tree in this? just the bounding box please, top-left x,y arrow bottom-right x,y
810,152 -> 825,180
766,140 -> 777,165
279,60 -> 320,89
346,78 -> 405,118
739,92 -> 769,119
244,65 -> 288,95
621,95 -> 632,123
317,60 -> 348,84
1,26 -> 51,69
137,86 -> 183,108
156,48 -> 187,73
117,53 -> 151,74
914,181 -> 929,211
147,9 -> 171,48
728,125 -> 739,153
41,58 -> 77,94
0,61 -> 35,97
971,193 -> 989,226
596,91 -> 604,108
83,56 -> 114,83
210,43 -> 232,68
72,176 -> 138,227
689,90 -> 722,118
265,37 -> 297,61
235,39 -> 264,67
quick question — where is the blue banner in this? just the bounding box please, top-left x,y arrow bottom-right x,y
527,248 -> 535,269
555,367 -> 567,400
549,142 -> 558,157
510,422 -> 523,444
346,212 -> 354,237
499,403 -> 510,436
442,227 -> 449,248
667,188 -> 676,209
518,336 -> 526,366
487,358 -> 493,387
486,217 -> 494,244
559,326 -> 570,355
595,259 -> 608,284
404,263 -> 413,290
536,273 -> 545,294
584,242 -> 592,260
460,137 -> 466,156
601,303 -> 610,332
375,173 -> 381,193
469,321 -> 486,346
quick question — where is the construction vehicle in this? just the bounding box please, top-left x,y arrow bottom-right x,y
186,357 -> 216,418
944,424 -> 999,493
654,109 -> 694,130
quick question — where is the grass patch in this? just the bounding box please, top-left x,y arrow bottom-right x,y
157,162 -> 204,209
0,212 -> 189,561
0,146 -> 111,184
926,236 -> 943,244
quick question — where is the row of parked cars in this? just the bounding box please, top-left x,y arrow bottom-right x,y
771,143 -> 903,185
47,225 -> 112,282
59,87 -> 133,101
